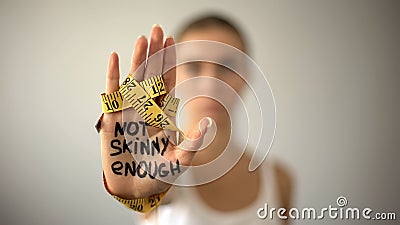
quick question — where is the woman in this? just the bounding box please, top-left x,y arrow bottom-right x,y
97,15 -> 293,225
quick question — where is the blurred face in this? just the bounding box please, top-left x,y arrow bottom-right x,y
177,26 -> 246,129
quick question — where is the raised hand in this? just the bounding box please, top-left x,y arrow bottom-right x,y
99,25 -> 209,199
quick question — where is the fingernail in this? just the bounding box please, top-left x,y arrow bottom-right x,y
166,35 -> 174,39
152,24 -> 162,28
137,35 -> 146,39
199,117 -> 212,132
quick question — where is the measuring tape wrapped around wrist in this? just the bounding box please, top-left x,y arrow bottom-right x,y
112,190 -> 168,213
101,74 -> 185,142
102,173 -> 168,213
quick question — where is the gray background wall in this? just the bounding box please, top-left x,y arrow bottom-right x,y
0,0 -> 399,224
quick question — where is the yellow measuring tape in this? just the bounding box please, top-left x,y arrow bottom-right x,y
101,74 -> 182,133
112,190 -> 168,213
102,173 -> 168,213
101,74 -> 178,115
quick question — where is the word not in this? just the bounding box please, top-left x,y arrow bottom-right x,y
114,121 -> 147,137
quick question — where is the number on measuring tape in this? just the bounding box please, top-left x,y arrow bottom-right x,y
112,189 -> 168,213
101,74 -> 185,142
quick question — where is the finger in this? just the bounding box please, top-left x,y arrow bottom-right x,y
106,52 -> 120,94
173,117 -> 211,166
143,25 -> 164,136
187,117 -> 210,141
130,35 -> 148,81
161,36 -> 178,142
144,24 -> 164,80
162,36 -> 176,94
176,117 -> 211,151
103,52 -> 122,131
123,37 -> 148,135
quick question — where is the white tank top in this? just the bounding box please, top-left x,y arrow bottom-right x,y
136,160 -> 283,225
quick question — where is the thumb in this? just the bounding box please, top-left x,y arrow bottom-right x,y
179,117 -> 212,151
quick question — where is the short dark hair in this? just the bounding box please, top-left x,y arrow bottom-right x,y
177,14 -> 248,53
